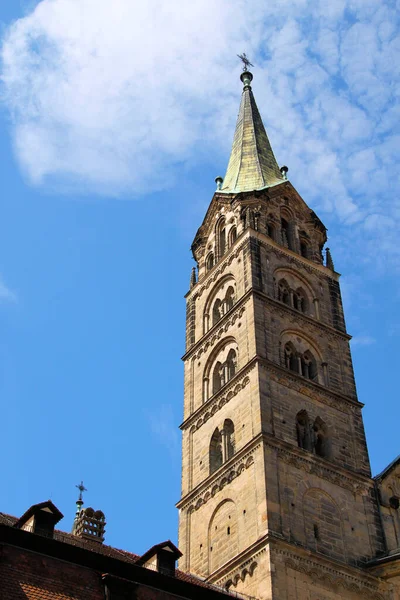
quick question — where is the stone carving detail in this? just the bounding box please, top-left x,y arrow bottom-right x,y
224,561 -> 258,588
266,299 -> 346,343
267,367 -> 357,415
262,240 -> 329,281
281,553 -> 386,600
193,304 -> 247,361
214,547 -> 267,589
185,368 -> 254,432
197,242 -> 248,298
185,451 -> 257,513
269,442 -> 369,494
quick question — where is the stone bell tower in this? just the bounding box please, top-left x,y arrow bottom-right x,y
177,69 -> 392,600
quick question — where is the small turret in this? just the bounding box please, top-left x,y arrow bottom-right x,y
326,247 -> 335,271
190,266 -> 197,289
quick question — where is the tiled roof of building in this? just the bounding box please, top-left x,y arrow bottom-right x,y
0,512 -> 232,597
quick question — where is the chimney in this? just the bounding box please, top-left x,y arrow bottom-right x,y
14,500 -> 63,538
138,541 -> 182,577
73,507 -> 106,543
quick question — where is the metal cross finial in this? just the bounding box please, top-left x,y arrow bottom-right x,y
237,53 -> 254,71
76,481 -> 87,502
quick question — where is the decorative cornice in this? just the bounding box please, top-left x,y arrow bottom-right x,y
189,237 -> 249,299
273,545 -> 387,600
177,437 -> 262,510
207,533 -> 271,586
262,358 -> 362,412
182,298 -> 249,362
254,289 -> 351,342
254,230 -> 340,281
180,359 -> 256,431
262,434 -> 372,494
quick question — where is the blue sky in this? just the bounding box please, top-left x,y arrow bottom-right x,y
0,0 -> 399,555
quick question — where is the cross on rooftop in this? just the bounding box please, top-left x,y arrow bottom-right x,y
76,481 -> 87,502
237,53 -> 254,71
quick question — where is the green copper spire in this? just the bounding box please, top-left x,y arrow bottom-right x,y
220,70 -> 284,193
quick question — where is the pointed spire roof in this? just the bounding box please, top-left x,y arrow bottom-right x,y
221,70 -> 284,193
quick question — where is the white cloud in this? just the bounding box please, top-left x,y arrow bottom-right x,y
0,0 -> 399,270
0,277 -> 16,302
351,335 -> 376,347
147,403 -> 179,458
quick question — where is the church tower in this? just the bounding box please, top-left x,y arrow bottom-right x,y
177,69 -> 391,600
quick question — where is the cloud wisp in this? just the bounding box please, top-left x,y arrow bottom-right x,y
0,276 -> 16,302
1,0 -> 399,265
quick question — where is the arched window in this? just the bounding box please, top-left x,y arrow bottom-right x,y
213,361 -> 224,394
224,419 -> 235,460
213,299 -> 222,326
301,351 -> 317,381
210,428 -> 223,474
278,281 -> 290,305
217,220 -> 226,259
300,240 -> 309,258
313,417 -> 330,458
229,227 -> 237,246
293,288 -> 307,313
206,253 -> 214,272
284,343 -> 298,373
296,410 -> 312,451
281,218 -> 290,248
267,222 -> 275,240
225,286 -> 235,312
226,349 -> 237,381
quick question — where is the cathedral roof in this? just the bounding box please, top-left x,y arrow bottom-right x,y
220,70 -> 284,193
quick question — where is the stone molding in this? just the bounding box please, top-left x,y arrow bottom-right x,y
264,360 -> 362,413
263,437 -> 371,494
181,360 -> 256,431
255,231 -> 339,281
192,238 -> 249,299
177,441 -> 261,511
182,291 -> 251,361
192,304 -> 247,362
274,547 -> 386,600
256,290 -> 351,342
221,556 -> 261,589
209,536 -> 269,588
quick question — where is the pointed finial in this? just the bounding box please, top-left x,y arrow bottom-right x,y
237,53 -> 254,89
190,267 -> 197,289
72,481 -> 87,533
326,248 -> 335,271
215,176 -> 223,191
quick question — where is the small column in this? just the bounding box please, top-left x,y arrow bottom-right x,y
203,378 -> 209,403
297,356 -> 303,375
289,290 -> 295,309
322,363 -> 329,386
221,429 -> 228,463
313,298 -> 320,320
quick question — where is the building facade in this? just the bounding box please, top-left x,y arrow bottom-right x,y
177,69 -> 400,599
0,500 -> 233,600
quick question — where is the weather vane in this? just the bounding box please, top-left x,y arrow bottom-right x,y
76,481 -> 87,502
237,53 -> 254,71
